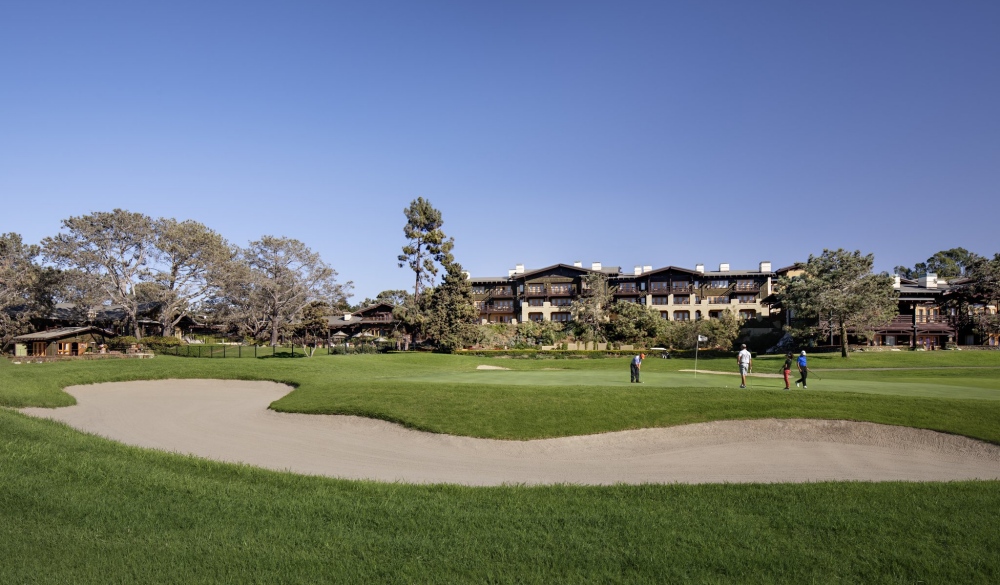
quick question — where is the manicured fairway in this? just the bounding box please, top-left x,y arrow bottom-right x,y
2,352 -> 1000,583
409,366 -> 1000,400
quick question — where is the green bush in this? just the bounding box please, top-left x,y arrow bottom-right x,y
139,336 -> 181,351
457,349 -> 639,359
108,336 -> 138,351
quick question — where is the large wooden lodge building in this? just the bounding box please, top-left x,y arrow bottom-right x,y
470,261 -> 777,325
469,260 -> 998,349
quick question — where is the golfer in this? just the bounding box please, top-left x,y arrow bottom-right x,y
795,350 -> 808,388
737,344 -> 752,388
630,353 -> 645,383
781,352 -> 793,390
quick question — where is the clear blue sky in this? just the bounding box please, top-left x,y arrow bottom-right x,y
2,1 -> 998,301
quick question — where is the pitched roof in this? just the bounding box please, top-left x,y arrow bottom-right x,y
11,326 -> 114,342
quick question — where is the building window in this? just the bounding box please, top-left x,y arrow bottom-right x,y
735,279 -> 756,291
492,300 -> 513,310
673,295 -> 689,305
651,282 -> 669,292
617,297 -> 638,303
492,287 -> 512,296
652,296 -> 669,305
490,315 -> 513,323
618,283 -> 637,293
660,311 -> 669,320
472,286 -> 486,295
552,298 -> 572,306
528,298 -> 544,307
673,311 -> 690,321
709,310 -> 722,319
739,310 -> 757,320
527,284 -> 544,294
708,296 -> 729,304
551,312 -> 572,322
529,312 -> 544,322
736,294 -> 755,304
550,284 -> 573,294
474,300 -> 484,310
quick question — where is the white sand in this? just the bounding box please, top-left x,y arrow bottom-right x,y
20,379 -> 1000,486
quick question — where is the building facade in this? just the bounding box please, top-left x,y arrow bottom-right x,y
470,261 -> 776,324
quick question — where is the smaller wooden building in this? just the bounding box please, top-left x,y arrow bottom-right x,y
10,327 -> 114,357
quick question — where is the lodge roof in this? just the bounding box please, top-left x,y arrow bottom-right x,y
11,326 -> 114,342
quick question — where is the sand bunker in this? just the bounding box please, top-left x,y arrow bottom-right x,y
20,379 -> 1000,486
476,365 -> 510,370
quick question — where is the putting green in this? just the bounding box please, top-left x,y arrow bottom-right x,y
403,368 -> 1000,401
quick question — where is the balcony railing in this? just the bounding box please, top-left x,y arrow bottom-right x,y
483,305 -> 515,313
671,285 -> 693,293
734,283 -> 760,292
548,287 -> 575,296
708,298 -> 731,304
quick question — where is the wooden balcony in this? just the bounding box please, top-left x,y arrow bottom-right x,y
734,283 -> 761,292
483,305 -> 515,314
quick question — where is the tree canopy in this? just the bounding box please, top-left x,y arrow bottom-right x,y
778,249 -> 898,357
397,197 -> 454,303
894,247 -> 978,280
42,209 -> 156,338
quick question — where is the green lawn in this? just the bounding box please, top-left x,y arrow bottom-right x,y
2,352 -> 999,583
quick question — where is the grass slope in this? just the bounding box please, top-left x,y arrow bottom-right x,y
3,352 -> 1000,581
2,409 -> 999,584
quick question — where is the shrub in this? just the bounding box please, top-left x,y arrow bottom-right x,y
140,336 -> 182,351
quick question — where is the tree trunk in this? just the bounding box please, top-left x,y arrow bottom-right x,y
840,320 -> 849,358
270,314 -> 280,346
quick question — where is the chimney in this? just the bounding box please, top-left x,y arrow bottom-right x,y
643,265 -> 652,273
591,261 -> 602,271
573,260 -> 582,268
462,271 -> 471,280
508,269 -> 515,277
515,263 -> 524,274
634,265 -> 642,276
695,264 -> 705,273
719,263 -> 730,272
344,313 -> 352,321
759,261 -> 772,273
919,273 -> 938,289
893,275 -> 901,289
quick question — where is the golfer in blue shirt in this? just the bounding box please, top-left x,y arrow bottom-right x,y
795,351 -> 808,388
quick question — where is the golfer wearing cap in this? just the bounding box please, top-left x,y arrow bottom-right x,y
737,344 -> 752,388
795,350 -> 808,388
631,352 -> 645,383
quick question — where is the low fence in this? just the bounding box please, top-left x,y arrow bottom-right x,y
161,343 -> 384,358
6,353 -> 155,364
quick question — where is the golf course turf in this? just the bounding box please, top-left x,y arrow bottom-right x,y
2,351 -> 999,583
